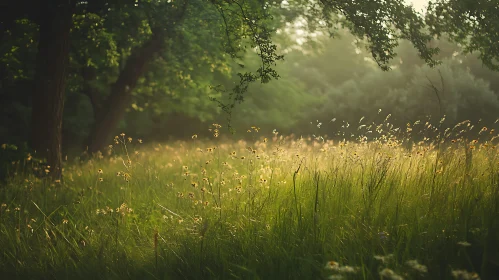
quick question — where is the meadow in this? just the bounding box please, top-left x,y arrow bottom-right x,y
0,120 -> 498,280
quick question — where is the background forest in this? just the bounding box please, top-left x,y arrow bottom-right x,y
2,1 -> 498,155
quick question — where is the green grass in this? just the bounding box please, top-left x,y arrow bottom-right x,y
1,125 -> 499,279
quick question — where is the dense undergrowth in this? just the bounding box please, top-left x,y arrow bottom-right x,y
1,120 -> 499,280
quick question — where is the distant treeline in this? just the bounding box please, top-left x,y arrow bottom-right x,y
2,25 -> 499,153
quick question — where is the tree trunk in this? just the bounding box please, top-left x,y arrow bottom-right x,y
87,32 -> 164,153
31,1 -> 74,179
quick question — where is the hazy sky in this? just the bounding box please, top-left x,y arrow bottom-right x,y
407,0 -> 429,12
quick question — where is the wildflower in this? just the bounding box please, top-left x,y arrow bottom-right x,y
379,268 -> 403,280
379,231 -> 390,242
191,182 -> 198,188
120,133 -> 125,137
192,134 -> 198,139
374,254 -> 394,264
62,219 -> 68,224
406,260 -> 427,274
325,261 -> 340,270
98,169 -> 103,174
451,269 -> 480,280
203,201 -> 209,206
128,137 -> 132,143
1,203 -> 6,208
337,266 -> 358,274
457,241 -> 471,247
138,139 -> 143,143
98,178 -> 103,182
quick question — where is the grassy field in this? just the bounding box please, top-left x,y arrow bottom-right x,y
1,122 -> 498,279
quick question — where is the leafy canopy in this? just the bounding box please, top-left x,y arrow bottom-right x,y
426,0 -> 499,71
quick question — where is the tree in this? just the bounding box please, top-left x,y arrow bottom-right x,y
426,0 -> 499,71
2,1 -> 76,179
9,0 -> 496,179
30,1 -> 75,179
279,0 -> 440,70
1,0 -> 281,177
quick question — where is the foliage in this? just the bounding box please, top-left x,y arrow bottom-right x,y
258,31 -> 499,138
284,0 -> 440,70
2,0 -> 499,155
0,19 -> 38,145
426,0 -> 499,71
311,59 -> 499,133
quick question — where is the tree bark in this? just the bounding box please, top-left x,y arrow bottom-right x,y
31,1 -> 75,179
87,32 -> 165,153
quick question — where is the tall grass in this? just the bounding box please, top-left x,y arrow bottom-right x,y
0,120 -> 498,279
